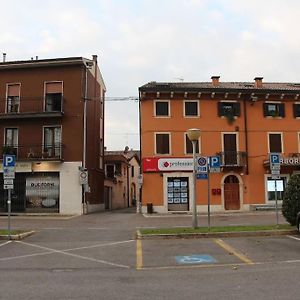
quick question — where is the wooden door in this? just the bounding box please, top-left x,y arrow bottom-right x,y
224,134 -> 237,165
224,175 -> 240,210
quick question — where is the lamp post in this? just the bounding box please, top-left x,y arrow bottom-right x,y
187,128 -> 200,229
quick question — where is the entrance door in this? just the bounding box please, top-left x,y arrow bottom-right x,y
224,175 -> 240,210
223,134 -> 237,165
167,177 -> 189,211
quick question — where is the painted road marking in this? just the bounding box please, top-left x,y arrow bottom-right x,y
136,239 -> 143,270
176,255 -> 216,264
287,235 -> 300,241
0,241 -> 12,248
0,240 -> 135,262
214,238 -> 254,265
15,241 -> 130,269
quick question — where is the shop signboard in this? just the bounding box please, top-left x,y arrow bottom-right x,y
143,157 -> 193,172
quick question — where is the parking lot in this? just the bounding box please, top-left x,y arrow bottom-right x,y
0,211 -> 299,299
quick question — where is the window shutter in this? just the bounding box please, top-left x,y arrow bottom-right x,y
293,104 -> 300,118
263,103 -> 268,117
217,102 -> 223,116
279,103 -> 285,117
235,103 -> 241,117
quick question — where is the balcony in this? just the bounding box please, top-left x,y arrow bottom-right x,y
217,151 -> 247,167
0,96 -> 64,120
1,143 -> 64,161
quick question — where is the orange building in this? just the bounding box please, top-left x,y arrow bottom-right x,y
139,77 -> 300,213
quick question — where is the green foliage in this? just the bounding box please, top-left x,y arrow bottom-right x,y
282,175 -> 300,225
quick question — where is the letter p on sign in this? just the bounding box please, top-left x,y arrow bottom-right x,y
3,155 -> 16,167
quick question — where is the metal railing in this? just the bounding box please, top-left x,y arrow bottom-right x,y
217,151 -> 247,167
1,143 -> 64,161
0,96 -> 64,116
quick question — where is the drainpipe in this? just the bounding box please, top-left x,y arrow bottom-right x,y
137,90 -> 142,213
243,95 -> 249,175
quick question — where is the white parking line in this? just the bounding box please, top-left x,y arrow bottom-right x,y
287,235 -> 300,241
0,241 -> 12,248
15,240 -> 131,268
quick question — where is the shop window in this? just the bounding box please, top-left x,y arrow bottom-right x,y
263,103 -> 285,117
185,134 -> 199,154
45,82 -> 63,112
269,133 -> 282,153
155,101 -> 169,117
293,103 -> 300,118
218,102 -> 240,117
184,101 -> 199,117
266,176 -> 287,202
6,84 -> 20,113
155,133 -> 170,154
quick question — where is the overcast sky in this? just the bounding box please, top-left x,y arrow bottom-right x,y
1,0 -> 300,150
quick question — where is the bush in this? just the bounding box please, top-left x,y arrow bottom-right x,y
282,175 -> 300,225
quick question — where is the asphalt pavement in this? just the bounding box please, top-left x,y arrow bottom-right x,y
0,209 -> 299,300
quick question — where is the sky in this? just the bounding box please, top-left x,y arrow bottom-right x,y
1,0 -> 300,150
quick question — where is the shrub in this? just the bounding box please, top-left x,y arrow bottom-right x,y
282,175 -> 300,225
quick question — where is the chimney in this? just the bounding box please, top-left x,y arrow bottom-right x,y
92,55 -> 98,63
254,77 -> 263,88
2,53 -> 6,62
211,76 -> 220,87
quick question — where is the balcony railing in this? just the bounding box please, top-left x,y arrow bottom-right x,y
0,96 -> 64,119
1,143 -> 64,161
217,151 -> 247,167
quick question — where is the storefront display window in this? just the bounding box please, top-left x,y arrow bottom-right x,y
266,176 -> 288,201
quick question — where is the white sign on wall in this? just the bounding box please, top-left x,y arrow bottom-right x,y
157,158 -> 193,171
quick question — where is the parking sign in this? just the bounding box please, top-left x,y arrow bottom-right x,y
3,155 -> 16,167
209,156 -> 221,173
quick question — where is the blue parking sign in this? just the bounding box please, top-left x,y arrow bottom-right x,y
3,155 -> 16,167
270,153 -> 280,165
210,156 -> 220,168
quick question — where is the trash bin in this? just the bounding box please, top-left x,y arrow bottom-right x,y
147,203 -> 153,214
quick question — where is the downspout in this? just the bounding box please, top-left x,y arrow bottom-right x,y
138,90 -> 142,213
243,95 -> 249,175
127,163 -> 130,207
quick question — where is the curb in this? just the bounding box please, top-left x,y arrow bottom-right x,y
136,229 -> 298,240
0,231 -> 35,240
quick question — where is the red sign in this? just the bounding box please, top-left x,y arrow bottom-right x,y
143,157 -> 193,172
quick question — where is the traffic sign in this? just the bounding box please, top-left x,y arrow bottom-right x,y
79,170 -> 88,185
3,155 -> 16,167
209,156 -> 221,173
197,156 -> 208,173
4,179 -> 13,185
3,167 -> 15,179
4,184 -> 13,190
196,173 -> 208,180
270,153 -> 280,165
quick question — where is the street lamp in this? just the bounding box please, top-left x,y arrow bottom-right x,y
187,128 -> 200,229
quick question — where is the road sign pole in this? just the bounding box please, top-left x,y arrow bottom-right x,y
274,179 -> 279,228
7,189 -> 11,240
207,167 -> 211,231
192,141 -> 198,229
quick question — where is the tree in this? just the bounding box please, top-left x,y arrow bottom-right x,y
282,174 -> 300,225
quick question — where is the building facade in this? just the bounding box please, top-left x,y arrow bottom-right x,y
0,56 -> 106,214
104,149 -> 140,210
139,77 -> 300,213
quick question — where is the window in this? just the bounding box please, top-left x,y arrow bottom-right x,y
266,176 -> 288,202
155,133 -> 170,154
131,166 -> 134,177
106,165 -> 115,178
45,82 -> 63,112
263,102 -> 285,117
6,84 -> 20,113
293,103 -> 300,118
155,101 -> 169,117
184,101 -> 199,117
218,102 -> 240,117
185,134 -> 199,154
223,133 -> 238,165
44,126 -> 62,158
268,133 -> 282,153
4,128 -> 18,155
